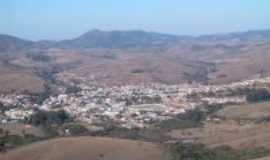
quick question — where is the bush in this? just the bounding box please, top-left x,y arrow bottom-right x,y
26,83 -> 52,105
65,85 -> 82,94
3,135 -> 24,146
130,69 -> 145,74
168,143 -> 270,160
0,102 -> 11,113
239,147 -> 270,160
94,125 -> 169,142
0,134 -> 41,152
169,143 -> 218,160
64,124 -> 89,135
97,126 -> 144,140
27,110 -> 70,127
247,88 -> 270,102
26,53 -> 51,62
157,109 -> 205,130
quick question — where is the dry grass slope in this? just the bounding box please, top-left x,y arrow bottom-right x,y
215,101 -> 270,120
1,137 -> 165,160
169,121 -> 270,149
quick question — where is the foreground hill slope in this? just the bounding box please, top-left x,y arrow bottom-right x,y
1,137 -> 165,160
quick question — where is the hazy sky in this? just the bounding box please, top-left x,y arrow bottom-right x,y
1,0 -> 270,40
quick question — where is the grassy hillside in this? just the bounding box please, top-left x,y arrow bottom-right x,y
0,137 -> 165,160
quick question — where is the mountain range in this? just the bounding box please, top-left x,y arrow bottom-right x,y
1,29 -> 270,52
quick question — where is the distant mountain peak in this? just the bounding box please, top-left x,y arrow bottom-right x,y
61,29 -> 180,49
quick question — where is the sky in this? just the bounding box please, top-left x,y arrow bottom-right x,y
1,0 -> 270,40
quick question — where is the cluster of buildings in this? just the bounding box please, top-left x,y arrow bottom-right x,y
1,73 -> 270,129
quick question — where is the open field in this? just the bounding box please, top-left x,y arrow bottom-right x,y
0,73 -> 44,93
0,136 -> 165,160
58,49 -> 203,85
0,60 -> 44,93
169,120 -> 270,149
215,101 -> 270,120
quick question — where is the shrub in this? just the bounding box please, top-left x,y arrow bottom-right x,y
65,85 -> 82,94
246,88 -> 270,103
157,109 -> 205,130
64,124 -> 89,135
27,110 -> 70,127
130,69 -> 145,74
26,53 -> 51,62
168,143 -> 270,160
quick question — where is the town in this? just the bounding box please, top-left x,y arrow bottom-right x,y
1,72 -> 270,129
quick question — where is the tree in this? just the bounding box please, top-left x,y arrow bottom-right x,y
27,110 -> 70,127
